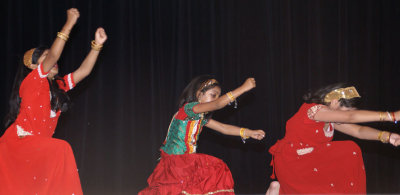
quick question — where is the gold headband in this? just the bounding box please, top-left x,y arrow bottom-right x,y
199,79 -> 219,91
23,48 -> 36,67
324,86 -> 361,103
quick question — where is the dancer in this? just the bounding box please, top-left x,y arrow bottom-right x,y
0,8 -> 107,194
140,76 -> 265,195
266,83 -> 400,194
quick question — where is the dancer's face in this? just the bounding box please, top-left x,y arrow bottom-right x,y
197,86 -> 221,103
30,49 -> 59,79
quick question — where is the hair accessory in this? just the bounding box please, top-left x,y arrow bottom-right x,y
23,48 -> 36,67
199,79 -> 219,92
324,86 -> 361,103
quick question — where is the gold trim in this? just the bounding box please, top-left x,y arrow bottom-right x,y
324,86 -> 361,103
182,189 -> 234,195
23,48 -> 36,66
199,79 -> 219,92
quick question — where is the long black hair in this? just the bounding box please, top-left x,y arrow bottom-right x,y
4,47 -> 71,128
178,75 -> 221,119
303,83 -> 361,108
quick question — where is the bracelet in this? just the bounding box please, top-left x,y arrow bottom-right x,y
57,32 -> 69,41
379,112 -> 386,121
378,131 -> 390,143
240,128 -> 249,143
387,111 -> 393,122
392,112 -> 398,124
226,91 -> 235,102
226,91 -> 238,109
91,40 -> 103,51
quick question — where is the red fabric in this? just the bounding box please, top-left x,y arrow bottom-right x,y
0,65 -> 82,195
269,103 -> 366,194
139,151 -> 234,195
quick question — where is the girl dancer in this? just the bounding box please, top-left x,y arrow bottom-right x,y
0,8 -> 107,194
267,83 -> 400,194
140,75 -> 265,194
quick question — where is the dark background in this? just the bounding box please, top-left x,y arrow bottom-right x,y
1,0 -> 400,194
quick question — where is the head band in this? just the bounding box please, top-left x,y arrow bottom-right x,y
324,86 -> 361,103
23,48 -> 36,67
199,79 -> 219,91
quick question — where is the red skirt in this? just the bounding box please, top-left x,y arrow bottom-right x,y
139,151 -> 234,195
0,125 -> 82,195
270,140 -> 366,194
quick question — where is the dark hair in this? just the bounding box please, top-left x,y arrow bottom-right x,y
4,47 -> 71,128
303,83 -> 361,108
178,75 -> 221,119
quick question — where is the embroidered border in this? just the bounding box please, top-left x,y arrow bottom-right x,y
16,125 -> 33,137
307,105 -> 323,119
182,189 -> 234,195
37,64 -> 49,78
296,147 -> 314,155
67,73 -> 74,90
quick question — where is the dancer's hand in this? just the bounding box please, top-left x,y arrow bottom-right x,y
389,133 -> 400,147
94,27 -> 108,45
66,8 -> 80,27
248,129 -> 265,140
241,78 -> 256,92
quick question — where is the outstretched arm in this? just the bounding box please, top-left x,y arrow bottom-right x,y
193,78 -> 256,114
205,119 -> 265,140
72,28 -> 108,84
335,123 -> 400,146
42,8 -> 79,72
313,107 -> 400,124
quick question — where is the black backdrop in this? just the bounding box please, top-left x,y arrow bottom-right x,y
1,0 -> 400,194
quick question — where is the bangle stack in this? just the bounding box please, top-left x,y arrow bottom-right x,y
240,128 -> 249,143
91,40 -> 103,51
226,91 -> 237,109
57,32 -> 69,41
378,131 -> 391,143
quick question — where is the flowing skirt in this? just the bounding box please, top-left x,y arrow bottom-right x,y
0,124 -> 82,195
139,151 -> 234,195
270,140 -> 366,194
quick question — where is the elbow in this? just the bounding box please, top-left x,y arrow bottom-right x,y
347,113 -> 357,123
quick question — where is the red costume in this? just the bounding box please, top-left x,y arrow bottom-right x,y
0,64 -> 83,194
269,103 -> 366,194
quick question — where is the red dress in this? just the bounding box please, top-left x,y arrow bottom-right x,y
269,103 -> 366,194
0,64 -> 82,195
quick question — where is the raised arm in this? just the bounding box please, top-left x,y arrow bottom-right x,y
72,28 -> 108,84
313,107 -> 400,124
42,8 -> 79,73
335,123 -> 400,146
205,119 -> 265,140
193,78 -> 256,114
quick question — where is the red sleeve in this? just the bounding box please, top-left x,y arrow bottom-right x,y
57,73 -> 75,92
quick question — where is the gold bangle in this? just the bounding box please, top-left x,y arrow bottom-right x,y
378,131 -> 389,143
91,40 -> 103,51
57,32 -> 69,41
226,91 -> 235,102
240,128 -> 249,139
